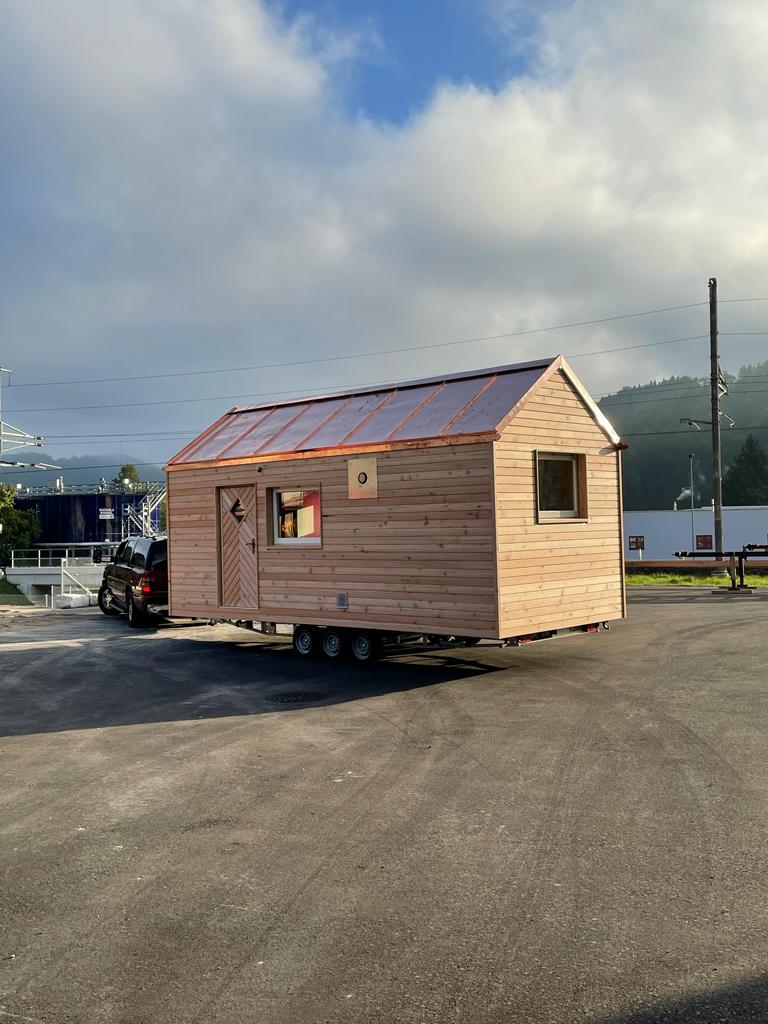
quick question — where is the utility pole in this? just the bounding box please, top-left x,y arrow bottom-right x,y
689,453 -> 695,550
709,277 -> 725,552
0,365 -> 9,460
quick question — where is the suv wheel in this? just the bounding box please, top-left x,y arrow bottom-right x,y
98,585 -> 120,617
126,589 -> 148,628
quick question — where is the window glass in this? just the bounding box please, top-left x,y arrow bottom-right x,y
114,542 -> 127,563
131,539 -> 150,569
273,489 -> 321,544
537,454 -> 581,518
121,541 -> 135,565
147,539 -> 167,571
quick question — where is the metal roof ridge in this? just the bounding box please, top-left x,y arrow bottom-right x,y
233,356 -> 559,414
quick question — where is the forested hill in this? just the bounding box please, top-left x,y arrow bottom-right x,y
597,361 -> 768,511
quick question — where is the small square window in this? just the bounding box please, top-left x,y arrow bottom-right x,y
271,489 -> 321,545
536,453 -> 587,521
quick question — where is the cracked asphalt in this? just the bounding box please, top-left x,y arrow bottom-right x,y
2,591 -> 768,1023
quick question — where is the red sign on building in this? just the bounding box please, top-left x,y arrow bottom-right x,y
696,534 -> 713,550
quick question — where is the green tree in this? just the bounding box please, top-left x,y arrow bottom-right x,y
0,483 -> 41,567
111,463 -> 141,490
723,434 -> 768,505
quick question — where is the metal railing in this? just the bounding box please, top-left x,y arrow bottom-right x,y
9,545 -> 118,567
13,480 -> 163,497
61,566 -> 96,596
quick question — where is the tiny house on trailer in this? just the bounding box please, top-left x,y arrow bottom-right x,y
165,356 -> 625,660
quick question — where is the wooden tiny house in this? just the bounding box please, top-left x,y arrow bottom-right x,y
165,356 -> 625,657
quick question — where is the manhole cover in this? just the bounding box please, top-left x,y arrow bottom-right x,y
268,691 -> 327,704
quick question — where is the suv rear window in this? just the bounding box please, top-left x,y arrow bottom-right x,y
148,539 -> 167,571
131,538 -> 151,570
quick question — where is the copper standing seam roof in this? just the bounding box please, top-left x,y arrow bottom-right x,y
167,356 -> 618,466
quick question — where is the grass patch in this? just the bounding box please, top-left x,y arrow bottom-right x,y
0,576 -> 31,605
627,572 -> 768,588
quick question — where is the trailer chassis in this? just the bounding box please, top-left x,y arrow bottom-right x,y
215,618 -> 612,664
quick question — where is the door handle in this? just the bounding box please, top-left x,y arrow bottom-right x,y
249,539 -> 256,553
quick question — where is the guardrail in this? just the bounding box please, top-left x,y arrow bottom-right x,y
9,545 -> 117,568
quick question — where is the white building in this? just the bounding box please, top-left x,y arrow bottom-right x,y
624,506 -> 768,561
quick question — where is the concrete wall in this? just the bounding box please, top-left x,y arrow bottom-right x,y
624,506 -> 768,560
6,565 -> 104,605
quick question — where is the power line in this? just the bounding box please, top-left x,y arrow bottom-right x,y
593,371 -> 768,399
567,334 -> 707,360
2,334 -> 713,414
2,299 -> 711,390
4,380 -> 395,414
44,432 -> 195,439
5,422 -> 768,476
601,387 -> 768,409
624,423 -> 768,438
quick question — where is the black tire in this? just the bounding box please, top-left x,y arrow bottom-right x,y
126,589 -> 148,628
97,585 -> 120,617
457,636 -> 481,647
349,630 -> 381,665
321,628 -> 345,659
292,624 -> 317,658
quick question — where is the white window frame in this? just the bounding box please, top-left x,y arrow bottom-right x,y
535,452 -> 586,521
271,488 -> 322,546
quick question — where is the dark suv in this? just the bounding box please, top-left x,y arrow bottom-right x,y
97,536 -> 168,626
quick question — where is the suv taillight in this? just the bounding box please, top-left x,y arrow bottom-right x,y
139,575 -> 152,595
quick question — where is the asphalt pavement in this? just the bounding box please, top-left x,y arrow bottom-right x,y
2,591 -> 768,1023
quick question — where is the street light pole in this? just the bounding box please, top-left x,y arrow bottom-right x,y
689,453 -> 695,550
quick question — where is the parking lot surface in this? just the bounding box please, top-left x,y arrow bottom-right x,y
2,592 -> 768,1023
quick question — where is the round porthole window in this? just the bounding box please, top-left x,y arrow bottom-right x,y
357,471 -> 368,485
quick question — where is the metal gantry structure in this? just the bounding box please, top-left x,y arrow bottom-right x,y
121,482 -> 166,539
0,365 -> 59,471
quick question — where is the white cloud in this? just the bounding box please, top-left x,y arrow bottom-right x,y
1,0 -> 767,462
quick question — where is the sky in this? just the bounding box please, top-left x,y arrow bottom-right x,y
1,0 -> 767,477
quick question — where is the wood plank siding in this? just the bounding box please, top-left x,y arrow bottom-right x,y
492,369 -> 625,636
168,442 -> 499,636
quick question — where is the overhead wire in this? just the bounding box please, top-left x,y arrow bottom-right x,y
0,335 -> 714,414
2,299 -> 713,390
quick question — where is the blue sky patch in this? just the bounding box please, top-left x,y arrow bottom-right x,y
279,0 -> 533,122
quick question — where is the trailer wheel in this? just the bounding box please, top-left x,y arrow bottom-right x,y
321,628 -> 345,659
457,636 -> 481,647
293,625 -> 317,658
350,630 -> 381,665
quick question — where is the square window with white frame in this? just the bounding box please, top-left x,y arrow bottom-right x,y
272,488 -> 322,544
536,452 -> 587,520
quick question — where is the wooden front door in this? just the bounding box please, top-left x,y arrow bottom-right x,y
218,485 -> 259,609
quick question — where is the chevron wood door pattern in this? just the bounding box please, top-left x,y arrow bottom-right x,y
218,485 -> 259,609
